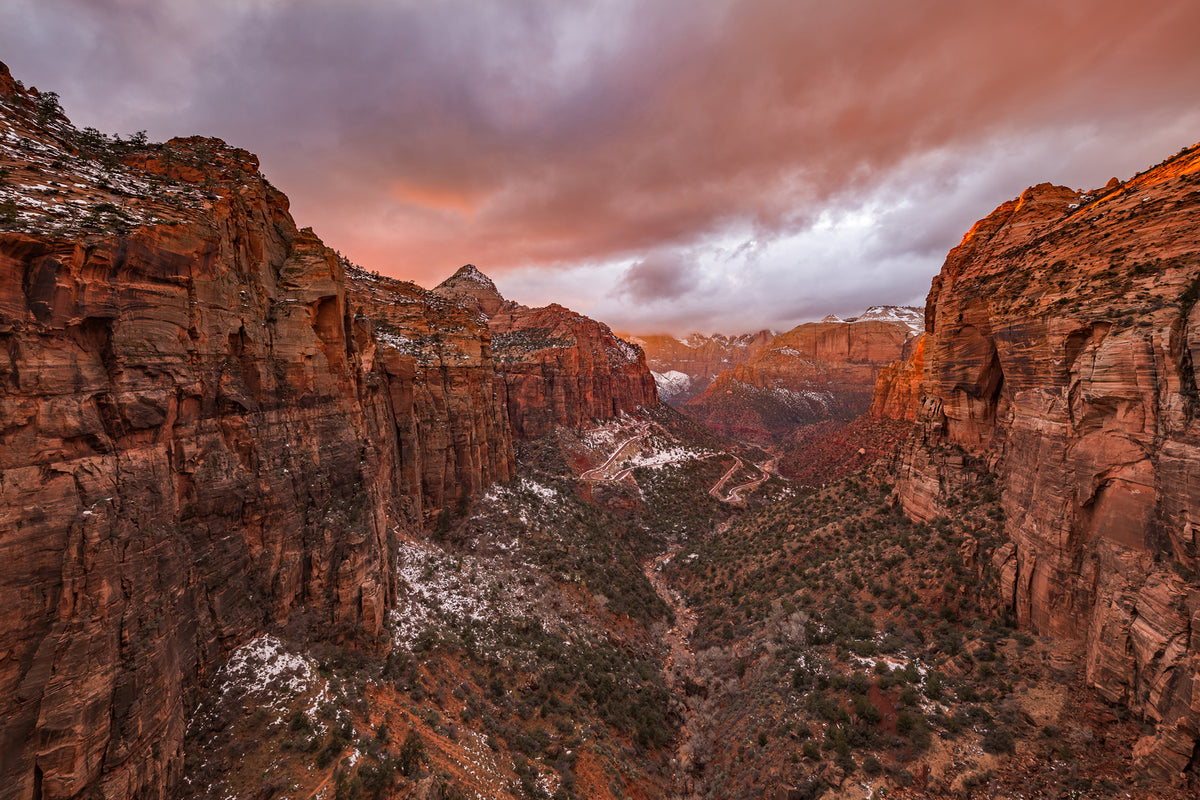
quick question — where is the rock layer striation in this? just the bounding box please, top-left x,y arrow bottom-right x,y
892,144 -> 1200,781
0,64 -> 649,800
434,265 -> 658,440
685,311 -> 922,444
626,331 -> 776,404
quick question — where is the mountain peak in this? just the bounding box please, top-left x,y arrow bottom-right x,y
433,264 -> 506,318
845,305 -> 924,332
447,264 -> 496,288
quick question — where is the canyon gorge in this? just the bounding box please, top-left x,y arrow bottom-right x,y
2,59 -> 1200,800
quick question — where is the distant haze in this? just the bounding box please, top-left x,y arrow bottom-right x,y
4,0 -> 1199,334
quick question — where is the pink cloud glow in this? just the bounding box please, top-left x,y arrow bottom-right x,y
4,0 -> 1199,332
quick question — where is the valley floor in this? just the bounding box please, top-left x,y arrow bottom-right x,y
178,409 -> 1197,800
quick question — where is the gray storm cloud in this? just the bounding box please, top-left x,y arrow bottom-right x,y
3,0 -> 1199,333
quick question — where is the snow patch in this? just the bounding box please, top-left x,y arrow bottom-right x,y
519,477 -> 558,503
845,305 -> 924,332
652,369 -> 692,400
392,539 -> 564,652
607,336 -> 642,365
210,634 -> 326,720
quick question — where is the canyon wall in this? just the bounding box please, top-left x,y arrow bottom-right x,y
627,330 -> 776,404
433,265 -> 659,440
0,140 -> 404,800
346,268 -> 514,520
0,65 -> 642,800
490,302 -> 658,439
894,144 -> 1200,780
869,334 -> 925,422
685,314 -> 921,444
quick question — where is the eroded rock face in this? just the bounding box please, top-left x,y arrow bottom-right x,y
0,64 -> 654,800
490,303 -> 658,439
685,315 -> 921,444
346,268 -> 514,522
425,264 -> 659,439
0,178 -> 400,800
895,145 -> 1200,780
870,334 -> 925,422
626,331 -> 776,404
0,67 -> 513,800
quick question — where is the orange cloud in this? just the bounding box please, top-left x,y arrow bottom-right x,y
389,181 -> 481,218
7,0 -> 1200,330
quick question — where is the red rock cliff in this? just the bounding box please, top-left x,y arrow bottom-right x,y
0,62 -> 656,800
432,266 -> 659,439
346,267 -> 514,522
685,313 -> 921,444
625,330 -> 775,404
489,303 -> 658,438
895,143 -> 1200,781
0,65 -> 511,800
870,333 -> 925,422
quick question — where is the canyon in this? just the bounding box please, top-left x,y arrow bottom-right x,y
2,56 -> 1200,800
626,331 -> 775,405
682,308 -> 922,446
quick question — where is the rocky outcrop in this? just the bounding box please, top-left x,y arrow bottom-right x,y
427,264 -> 659,439
626,331 -> 775,404
346,268 -> 514,520
870,334 -> 925,421
895,142 -> 1200,781
431,264 -> 505,319
0,64 -> 518,800
490,303 -> 658,439
684,313 -> 922,444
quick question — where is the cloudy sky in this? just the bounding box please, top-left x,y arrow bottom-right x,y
4,0 -> 1199,334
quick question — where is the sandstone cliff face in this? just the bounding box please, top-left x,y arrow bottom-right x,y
430,264 -> 659,439
0,66 -> 515,800
685,314 -> 921,444
0,62 -> 656,800
346,268 -> 514,521
870,334 -> 925,421
0,168 -> 397,800
490,303 -> 658,439
626,330 -> 775,404
894,144 -> 1200,780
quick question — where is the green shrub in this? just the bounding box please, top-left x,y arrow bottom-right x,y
981,725 -> 1015,755
398,730 -> 425,776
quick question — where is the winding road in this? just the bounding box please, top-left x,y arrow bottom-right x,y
706,457 -> 773,503
579,421 -> 773,505
579,423 -> 651,482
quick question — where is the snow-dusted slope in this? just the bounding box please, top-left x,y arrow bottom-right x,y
652,370 -> 693,402
846,305 -> 924,332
